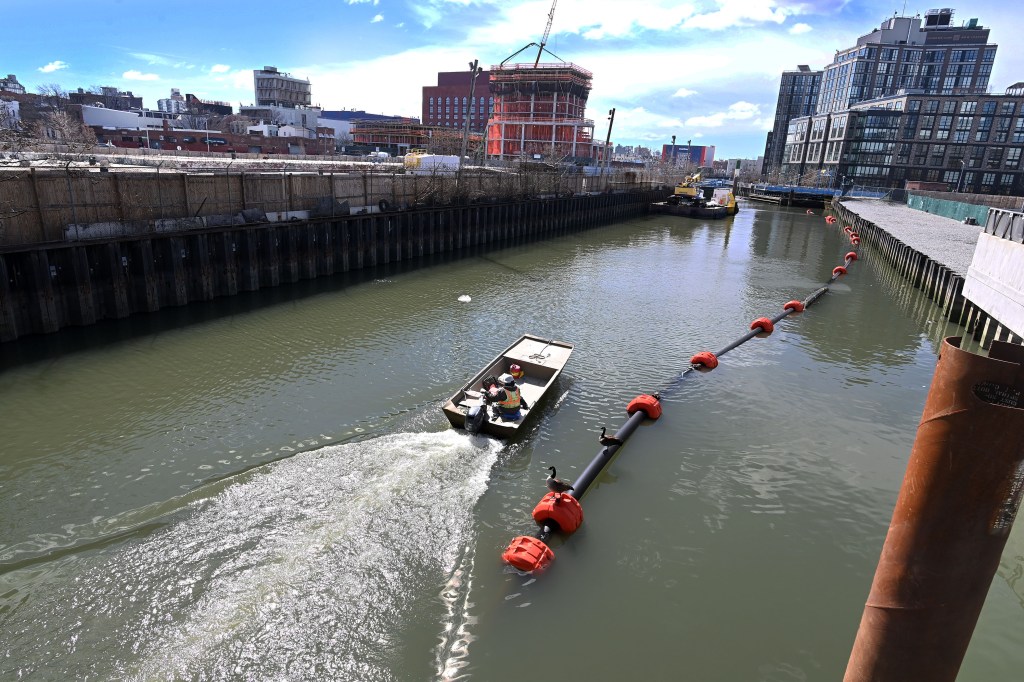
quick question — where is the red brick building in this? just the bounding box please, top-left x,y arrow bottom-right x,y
91,119 -> 320,156
422,71 -> 493,134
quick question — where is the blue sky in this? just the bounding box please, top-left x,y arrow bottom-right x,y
5,0 -> 1023,158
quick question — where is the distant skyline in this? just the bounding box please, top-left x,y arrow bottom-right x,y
5,0 -> 1023,158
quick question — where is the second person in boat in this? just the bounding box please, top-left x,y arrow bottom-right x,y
484,373 -> 529,421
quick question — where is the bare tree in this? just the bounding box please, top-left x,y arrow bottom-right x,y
32,110 -> 98,168
36,83 -> 69,112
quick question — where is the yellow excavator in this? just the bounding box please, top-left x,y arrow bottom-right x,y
670,173 -> 738,215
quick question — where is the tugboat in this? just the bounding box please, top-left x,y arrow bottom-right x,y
650,174 -> 735,219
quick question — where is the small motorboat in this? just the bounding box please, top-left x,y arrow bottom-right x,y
442,334 -> 574,438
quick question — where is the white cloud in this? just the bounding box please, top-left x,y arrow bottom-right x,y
683,0 -> 799,31
467,1 -> 697,45
347,0 -> 379,4
685,101 -> 761,127
210,64 -> 231,74
123,70 -> 160,81
672,88 -> 698,98
371,14 -> 384,23
38,61 -> 68,73
131,52 -> 172,66
789,22 -> 812,34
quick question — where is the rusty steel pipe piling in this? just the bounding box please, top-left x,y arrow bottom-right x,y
845,337 -> 1024,682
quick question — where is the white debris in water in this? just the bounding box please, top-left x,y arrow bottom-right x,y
457,295 -> 471,303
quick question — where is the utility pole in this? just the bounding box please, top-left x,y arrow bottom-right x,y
604,108 -> 615,173
671,134 -> 676,165
459,59 -> 483,188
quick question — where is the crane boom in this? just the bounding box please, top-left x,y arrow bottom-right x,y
534,0 -> 558,67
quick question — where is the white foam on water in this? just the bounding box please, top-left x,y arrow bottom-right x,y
3,431 -> 500,681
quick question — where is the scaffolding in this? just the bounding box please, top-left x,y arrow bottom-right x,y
485,62 -> 599,162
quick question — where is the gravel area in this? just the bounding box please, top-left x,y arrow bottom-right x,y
841,199 -> 983,276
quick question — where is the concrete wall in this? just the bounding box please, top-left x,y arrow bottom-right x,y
963,233 -> 1024,339
963,207 -> 1024,340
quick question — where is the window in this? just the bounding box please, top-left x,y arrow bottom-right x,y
943,101 -> 957,114
926,100 -> 939,113
983,48 -> 996,62
909,99 -> 921,112
1000,174 -> 1014,186
981,172 -> 996,185
1001,102 -> 1016,115
1006,148 -> 1021,169
982,101 -> 996,115
960,101 -> 978,114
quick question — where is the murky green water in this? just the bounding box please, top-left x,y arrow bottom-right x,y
1,202 -> 1021,681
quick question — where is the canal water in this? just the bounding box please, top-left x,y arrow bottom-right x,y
1,203 -> 1021,681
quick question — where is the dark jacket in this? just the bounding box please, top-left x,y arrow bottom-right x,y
485,385 -> 529,414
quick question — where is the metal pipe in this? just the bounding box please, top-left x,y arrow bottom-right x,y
536,406 -> 649,543
845,337 -> 1024,682
570,408 -> 647,499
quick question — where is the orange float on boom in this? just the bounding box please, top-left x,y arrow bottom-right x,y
502,536 -> 554,572
532,492 -> 583,534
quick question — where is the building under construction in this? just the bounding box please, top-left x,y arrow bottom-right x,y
485,61 -> 602,164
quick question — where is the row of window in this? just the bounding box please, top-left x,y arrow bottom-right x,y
908,99 -> 1015,114
428,96 -> 494,106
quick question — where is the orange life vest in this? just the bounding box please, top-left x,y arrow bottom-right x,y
497,385 -> 521,412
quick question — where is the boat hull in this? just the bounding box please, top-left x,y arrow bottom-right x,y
442,334 -> 574,438
651,202 -> 730,219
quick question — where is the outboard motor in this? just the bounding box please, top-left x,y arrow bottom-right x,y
465,402 -> 487,434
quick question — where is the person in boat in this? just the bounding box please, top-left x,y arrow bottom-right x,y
483,373 -> 529,420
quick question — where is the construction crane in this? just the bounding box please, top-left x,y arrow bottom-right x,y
534,0 -> 558,67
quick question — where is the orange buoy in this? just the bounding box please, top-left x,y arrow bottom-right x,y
833,266 -> 848,277
626,394 -> 662,420
825,216 -> 837,224
502,536 -> 554,572
846,251 -> 858,261
532,492 -> 584,534
750,317 -> 775,335
784,300 -> 805,313
806,209 -> 814,214
851,236 -> 861,245
844,226 -> 853,234
690,351 -> 719,370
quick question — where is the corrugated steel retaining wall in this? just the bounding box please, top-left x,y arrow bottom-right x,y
831,199 -> 1021,349
1,190 -> 660,342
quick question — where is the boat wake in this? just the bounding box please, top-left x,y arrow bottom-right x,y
1,430 -> 501,681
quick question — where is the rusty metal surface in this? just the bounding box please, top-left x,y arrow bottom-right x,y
845,337 -> 1024,682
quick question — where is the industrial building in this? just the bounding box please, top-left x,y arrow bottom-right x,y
422,70 -> 493,133
661,143 -> 716,168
